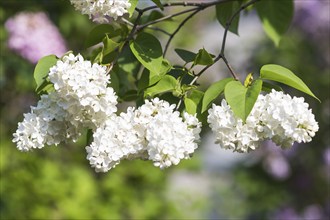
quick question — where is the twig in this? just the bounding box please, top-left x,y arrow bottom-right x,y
163,9 -> 201,56
139,0 -> 232,13
175,0 -> 259,110
137,7 -> 200,31
195,0 -> 260,80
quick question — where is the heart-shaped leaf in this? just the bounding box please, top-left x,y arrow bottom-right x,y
224,79 -> 262,121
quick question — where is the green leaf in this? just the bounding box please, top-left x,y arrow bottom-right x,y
151,0 -> 164,10
85,24 -> 121,48
216,1 -> 241,35
86,129 -> 93,145
256,0 -> 293,46
144,75 -> 177,97
194,48 -> 214,66
35,80 -> 54,95
202,78 -> 234,113
245,79 -> 263,119
102,35 -> 120,55
34,55 -> 58,93
128,0 -> 139,17
260,64 -> 320,101
138,59 -> 172,92
224,79 -> 262,121
175,49 -> 197,64
109,71 -> 120,94
184,90 -> 204,114
130,32 -> 164,73
154,59 -> 172,77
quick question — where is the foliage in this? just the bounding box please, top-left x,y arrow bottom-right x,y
1,0 -> 328,219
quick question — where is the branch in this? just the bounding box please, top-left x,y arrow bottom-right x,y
136,0 -> 234,32
137,7 -> 200,31
163,9 -> 201,56
220,0 -> 260,55
195,0 -> 260,80
176,0 -> 259,110
139,0 -> 233,13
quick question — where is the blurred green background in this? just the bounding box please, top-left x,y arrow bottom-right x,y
0,0 -> 329,219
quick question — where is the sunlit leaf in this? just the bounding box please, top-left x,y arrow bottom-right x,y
34,55 -> 58,93
102,35 -> 120,55
260,64 -> 320,101
128,0 -> 139,17
184,90 -> 204,114
224,79 -> 262,121
144,75 -> 177,97
130,32 -> 164,73
201,78 -> 234,113
194,48 -> 214,66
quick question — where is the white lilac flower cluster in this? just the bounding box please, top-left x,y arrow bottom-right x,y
86,98 -> 202,172
69,0 -> 131,23
48,53 -> 118,130
5,11 -> 67,63
13,53 -> 201,171
13,54 -> 118,151
208,90 -> 319,153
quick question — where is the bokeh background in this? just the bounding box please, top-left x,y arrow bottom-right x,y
1,0 -> 329,219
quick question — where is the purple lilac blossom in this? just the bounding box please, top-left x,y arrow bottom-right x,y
271,207 -> 300,220
5,11 -> 67,63
294,0 -> 330,37
259,141 -> 291,180
324,147 -> 330,166
302,204 -> 325,220
263,152 -> 291,180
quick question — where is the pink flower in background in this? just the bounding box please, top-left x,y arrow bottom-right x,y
5,11 -> 67,63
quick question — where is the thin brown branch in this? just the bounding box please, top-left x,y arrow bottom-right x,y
139,0 -> 232,13
195,0 -> 260,80
137,7 -> 200,31
163,9 -> 201,56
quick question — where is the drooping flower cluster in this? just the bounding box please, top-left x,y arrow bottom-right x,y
5,11 -> 67,63
69,0 -> 131,23
13,93 -> 83,151
208,90 -> 319,152
13,54 -> 118,151
48,53 -> 118,130
86,98 -> 202,172
12,53 -> 201,171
